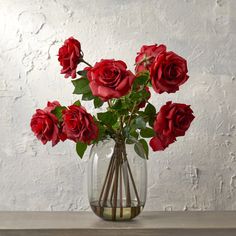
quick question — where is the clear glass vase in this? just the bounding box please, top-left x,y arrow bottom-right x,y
88,138 -> 147,221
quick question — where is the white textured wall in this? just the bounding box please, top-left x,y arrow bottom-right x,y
0,0 -> 235,211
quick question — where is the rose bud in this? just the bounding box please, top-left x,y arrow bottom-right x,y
44,101 -> 61,112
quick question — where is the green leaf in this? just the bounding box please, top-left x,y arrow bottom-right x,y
76,142 -> 87,159
134,139 -> 148,159
117,108 -> 129,115
94,97 -> 103,108
134,143 -> 143,158
140,127 -> 155,138
126,135 -> 138,144
72,77 -> 90,95
142,89 -> 150,99
97,111 -> 117,126
147,81 -> 152,87
77,70 -> 87,77
73,100 -> 81,106
144,103 -> 156,116
149,117 -> 156,127
123,126 -> 131,138
139,139 -> 149,159
111,99 -> 122,110
51,106 -> 66,122
130,129 -> 139,139
129,90 -> 144,100
98,124 -> 106,140
133,74 -> 149,89
144,103 -> 156,127
82,91 -> 94,101
135,117 -> 146,129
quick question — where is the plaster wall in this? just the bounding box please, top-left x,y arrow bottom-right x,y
0,0 -> 235,211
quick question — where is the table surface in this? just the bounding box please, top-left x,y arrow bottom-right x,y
0,211 -> 235,236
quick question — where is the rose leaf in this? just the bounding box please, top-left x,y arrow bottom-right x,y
94,97 -> 104,108
51,106 -> 66,122
72,77 -> 90,94
140,127 -> 155,138
76,142 -> 87,159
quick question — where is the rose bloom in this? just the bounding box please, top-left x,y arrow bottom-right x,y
150,51 -> 189,94
150,101 -> 194,151
135,44 -> 166,73
58,37 -> 83,79
30,101 -> 61,146
62,105 -> 98,144
86,59 -> 135,101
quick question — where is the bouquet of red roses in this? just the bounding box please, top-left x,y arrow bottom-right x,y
31,37 -> 194,156
30,37 -> 194,221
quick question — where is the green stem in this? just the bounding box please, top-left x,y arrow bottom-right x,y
104,124 -> 116,136
127,102 -> 137,127
119,116 -> 124,136
81,59 -> 93,67
108,100 -> 112,109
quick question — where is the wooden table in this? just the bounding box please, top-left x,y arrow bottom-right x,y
0,211 -> 235,236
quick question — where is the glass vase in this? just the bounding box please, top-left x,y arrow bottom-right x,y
87,138 -> 147,221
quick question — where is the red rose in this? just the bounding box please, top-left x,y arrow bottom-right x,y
58,37 -> 83,79
150,51 -> 189,94
135,44 -> 166,73
87,59 -> 135,101
137,86 -> 151,109
30,101 -> 61,146
62,105 -> 98,144
150,101 -> 194,151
